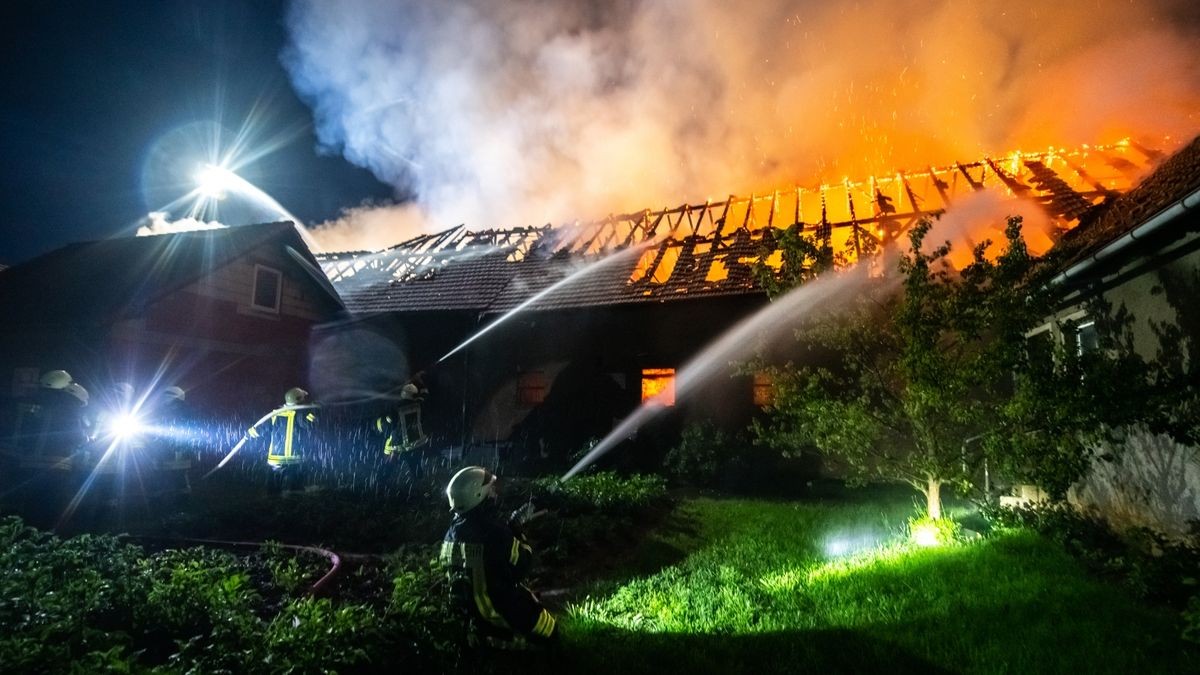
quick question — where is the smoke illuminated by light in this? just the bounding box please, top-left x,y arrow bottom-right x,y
284,0 -> 1200,252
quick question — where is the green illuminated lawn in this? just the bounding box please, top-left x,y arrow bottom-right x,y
534,497 -> 1196,675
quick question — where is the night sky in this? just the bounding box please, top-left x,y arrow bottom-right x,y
0,0 -> 394,266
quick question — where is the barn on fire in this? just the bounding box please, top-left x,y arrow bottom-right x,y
0,221 -> 340,415
312,139 -> 1164,470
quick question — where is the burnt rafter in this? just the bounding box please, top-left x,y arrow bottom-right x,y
317,140 -> 1152,309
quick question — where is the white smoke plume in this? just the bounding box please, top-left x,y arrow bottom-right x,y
283,0 -> 1200,251
306,202 -> 431,252
136,211 -> 227,237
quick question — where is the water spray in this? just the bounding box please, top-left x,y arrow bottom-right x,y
436,242 -> 653,364
560,267 -> 893,482
191,162 -> 306,228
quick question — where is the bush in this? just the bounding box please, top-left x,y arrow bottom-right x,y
1185,594 -> 1200,645
0,514 -> 464,672
531,472 -> 668,514
0,516 -> 147,671
664,423 -> 735,487
907,515 -> 963,546
137,548 -> 260,635
260,541 -> 314,595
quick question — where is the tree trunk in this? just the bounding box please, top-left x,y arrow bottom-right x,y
926,478 -> 943,520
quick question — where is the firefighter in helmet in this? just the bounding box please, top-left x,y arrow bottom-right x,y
11,370 -> 90,463
374,373 -> 430,478
440,466 -> 555,648
156,385 -> 195,495
248,387 -> 318,492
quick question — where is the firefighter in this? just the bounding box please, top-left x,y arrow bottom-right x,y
374,374 -> 430,479
440,466 -> 555,648
248,387 -> 318,493
11,370 -> 90,464
156,385 -> 195,496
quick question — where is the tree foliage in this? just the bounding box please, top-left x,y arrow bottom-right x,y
750,215 -> 1171,513
753,218 -> 1008,516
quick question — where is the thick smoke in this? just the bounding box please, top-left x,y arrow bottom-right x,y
285,0 -> 1200,251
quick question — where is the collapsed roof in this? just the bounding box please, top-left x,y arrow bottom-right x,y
319,141 -> 1159,315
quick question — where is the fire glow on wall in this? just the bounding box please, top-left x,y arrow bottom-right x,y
641,368 -> 676,406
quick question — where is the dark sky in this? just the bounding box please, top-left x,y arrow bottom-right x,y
0,0 -> 394,266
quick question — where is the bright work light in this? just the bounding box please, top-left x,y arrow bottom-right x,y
110,412 -> 147,440
195,163 -> 238,200
911,522 -> 941,547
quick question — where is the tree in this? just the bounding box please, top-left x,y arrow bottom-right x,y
754,219 -> 998,517
754,213 -> 1194,513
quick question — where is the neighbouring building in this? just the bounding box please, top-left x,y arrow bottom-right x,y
0,222 -> 342,416
1037,135 -> 1200,538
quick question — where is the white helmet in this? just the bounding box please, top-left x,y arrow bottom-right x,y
40,369 -> 73,390
64,382 -> 89,406
284,387 -> 309,406
163,386 -> 186,402
446,466 -> 497,513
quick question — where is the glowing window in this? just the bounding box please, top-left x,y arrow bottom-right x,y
753,371 -> 775,407
516,370 -> 549,407
251,265 -> 282,313
641,368 -> 676,406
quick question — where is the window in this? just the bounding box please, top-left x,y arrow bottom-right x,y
752,371 -> 775,407
641,368 -> 676,406
1074,320 -> 1099,356
516,370 -> 549,407
251,265 -> 282,313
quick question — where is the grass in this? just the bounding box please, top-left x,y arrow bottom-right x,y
534,497 -> 1197,675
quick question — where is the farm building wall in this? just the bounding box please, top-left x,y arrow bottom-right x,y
312,293 -> 785,473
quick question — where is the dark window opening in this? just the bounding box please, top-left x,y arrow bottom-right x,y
252,265 -> 282,313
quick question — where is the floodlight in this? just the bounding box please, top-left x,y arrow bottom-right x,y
195,164 -> 238,200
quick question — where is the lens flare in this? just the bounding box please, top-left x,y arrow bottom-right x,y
110,412 -> 147,440
195,164 -> 238,200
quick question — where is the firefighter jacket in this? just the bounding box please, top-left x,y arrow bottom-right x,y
9,388 -> 88,459
248,406 -> 317,468
373,402 -> 425,457
440,502 -> 556,640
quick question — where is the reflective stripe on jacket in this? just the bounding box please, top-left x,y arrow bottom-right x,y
248,407 -> 316,466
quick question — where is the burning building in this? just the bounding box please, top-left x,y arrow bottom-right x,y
313,139 -> 1161,468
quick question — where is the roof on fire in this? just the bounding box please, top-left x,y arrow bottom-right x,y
320,140 -> 1164,316
1052,134 -> 1200,271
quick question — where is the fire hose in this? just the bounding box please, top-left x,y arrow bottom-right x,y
122,534 -> 343,596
